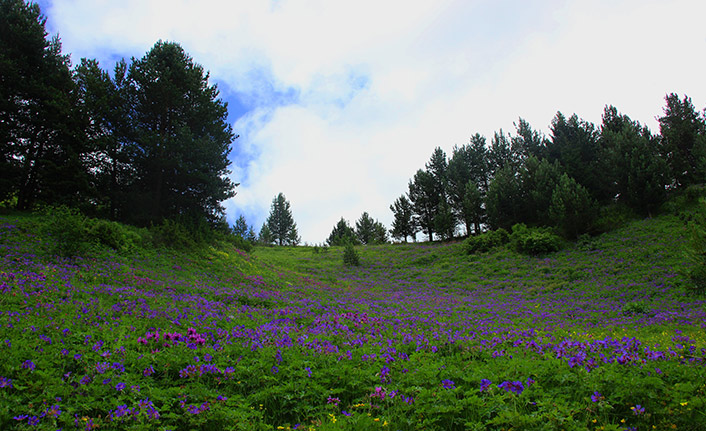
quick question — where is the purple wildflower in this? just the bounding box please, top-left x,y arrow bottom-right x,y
498,380 -> 525,395
442,379 -> 455,389
591,391 -> 604,402
21,360 -> 35,371
480,379 -> 492,392
0,376 -> 13,388
632,404 -> 645,415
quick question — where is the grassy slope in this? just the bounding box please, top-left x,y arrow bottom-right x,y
0,209 -> 705,430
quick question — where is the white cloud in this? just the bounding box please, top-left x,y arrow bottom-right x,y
43,0 -> 706,242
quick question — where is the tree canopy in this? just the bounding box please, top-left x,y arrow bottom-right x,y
391,94 -> 704,242
1,0 -> 238,229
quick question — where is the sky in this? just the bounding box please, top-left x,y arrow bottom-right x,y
35,0 -> 706,244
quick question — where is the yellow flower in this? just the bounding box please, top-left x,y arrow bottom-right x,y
680,401 -> 688,406
329,413 -> 337,423
592,419 -> 597,423
374,417 -> 380,422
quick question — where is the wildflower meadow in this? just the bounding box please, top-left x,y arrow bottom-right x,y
0,211 -> 704,430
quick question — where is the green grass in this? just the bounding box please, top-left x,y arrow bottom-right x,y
0,208 -> 704,430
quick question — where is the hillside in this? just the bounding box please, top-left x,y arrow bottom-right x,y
0,210 -> 704,430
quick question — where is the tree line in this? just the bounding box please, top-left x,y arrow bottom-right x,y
1,0 -> 237,228
390,97 -> 706,242
244,96 -> 705,247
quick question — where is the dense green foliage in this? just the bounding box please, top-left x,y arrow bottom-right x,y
509,224 -> 563,255
463,228 -> 509,254
327,218 -> 358,246
392,97 -> 706,242
1,0 -> 237,228
342,241 -> 361,266
266,193 -> 300,246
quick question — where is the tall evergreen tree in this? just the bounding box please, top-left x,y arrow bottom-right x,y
408,169 -> 438,241
549,173 -> 598,238
434,200 -> 456,240
447,135 -> 489,234
488,130 -> 518,177
512,118 -> 546,160
601,106 -> 667,214
327,217 -> 358,246
258,222 -> 274,245
461,179 -> 484,235
355,212 -> 387,245
546,112 -> 603,200
0,0 -> 86,209
232,214 -> 249,238
266,193 -> 299,246
124,40 -> 237,225
74,57 -> 131,219
658,93 -> 706,187
485,165 -> 523,230
389,195 -> 418,243
519,156 -> 563,226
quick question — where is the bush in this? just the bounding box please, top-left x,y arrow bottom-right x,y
87,219 -> 131,251
343,242 -> 360,266
150,219 -> 197,249
42,206 -> 91,257
622,301 -> 650,316
224,233 -> 253,253
464,228 -> 509,254
510,224 -> 563,255
593,204 -> 639,233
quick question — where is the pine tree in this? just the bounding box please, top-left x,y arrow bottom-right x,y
549,173 -> 598,238
658,93 -> 706,187
461,179 -> 484,235
73,57 -> 131,219
433,200 -> 456,240
327,218 -> 358,246
258,222 -> 274,245
600,106 -> 667,214
546,112 -> 602,200
232,215 -> 249,238
124,40 -> 237,225
519,156 -> 563,225
1,0 -> 87,209
408,169 -> 438,241
389,195 -> 418,243
447,136 -> 489,234
266,193 -> 299,246
354,212 -> 387,245
486,165 -> 523,230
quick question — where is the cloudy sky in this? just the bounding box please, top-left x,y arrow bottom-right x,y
36,0 -> 706,243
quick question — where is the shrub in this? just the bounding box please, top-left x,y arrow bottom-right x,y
42,206 -> 91,257
464,228 -> 509,254
227,234 -> 253,253
510,224 -> 563,255
88,219 -> 129,251
150,219 -> 197,249
622,301 -> 650,316
343,242 -> 360,266
593,203 -> 639,233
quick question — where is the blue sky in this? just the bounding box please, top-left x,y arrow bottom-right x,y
35,0 -> 706,243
